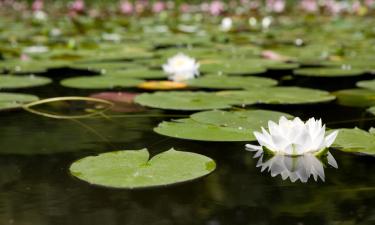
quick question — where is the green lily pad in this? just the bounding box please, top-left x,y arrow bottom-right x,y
334,89 -> 375,107
60,76 -> 143,89
0,92 -> 39,110
332,128 -> 375,155
69,62 -> 141,72
0,75 -> 51,89
187,75 -> 277,89
0,60 -> 68,73
154,110 -> 293,142
191,110 -> 293,129
356,79 -> 375,91
294,68 -> 365,77
69,148 -> 216,189
200,62 -> 266,75
154,118 -> 253,142
367,106 -> 375,115
217,87 -> 335,105
105,69 -> 166,79
134,91 -> 234,111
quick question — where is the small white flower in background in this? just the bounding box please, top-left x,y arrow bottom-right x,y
33,10 -> 48,21
23,46 -> 49,54
220,17 -> 232,32
163,53 -> 200,82
50,28 -> 62,37
246,116 -> 339,156
261,16 -> 272,29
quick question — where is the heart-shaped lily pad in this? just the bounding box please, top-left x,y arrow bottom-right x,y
0,92 -> 39,110
135,91 -> 234,110
294,68 -> 365,77
69,148 -> 216,189
333,89 -> 375,107
356,79 -> 375,91
154,109 -> 293,141
332,128 -> 375,155
60,76 -> 143,89
187,75 -> 277,89
0,75 -> 51,89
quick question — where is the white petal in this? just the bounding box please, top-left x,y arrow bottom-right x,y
245,144 -> 262,151
324,130 -> 339,148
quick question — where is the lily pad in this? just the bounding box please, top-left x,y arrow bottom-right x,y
294,68 -> 365,77
0,92 -> 39,110
334,89 -> 375,107
332,128 -> 375,155
60,76 -> 143,89
105,69 -> 166,79
0,75 -> 51,89
135,91 -> 234,110
187,75 -> 277,89
356,79 -> 375,91
155,119 -> 253,142
200,62 -> 266,75
154,110 -> 293,142
191,110 -> 293,129
69,62 -> 141,72
69,148 -> 216,189
217,87 -> 335,105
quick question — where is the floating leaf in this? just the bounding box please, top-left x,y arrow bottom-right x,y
200,62 -> 266,75
0,92 -> 39,110
60,76 -> 143,89
105,69 -> 166,79
191,110 -> 293,129
187,75 -> 277,89
154,110 -> 293,141
0,75 -> 51,89
332,128 -> 375,155
69,62 -> 140,72
70,148 -> 216,189
155,118 -> 253,141
334,89 -> 375,107
217,87 -> 335,105
294,68 -> 365,77
356,79 -> 375,91
135,91 -> 234,110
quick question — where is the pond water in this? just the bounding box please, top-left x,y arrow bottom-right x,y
0,74 -> 374,225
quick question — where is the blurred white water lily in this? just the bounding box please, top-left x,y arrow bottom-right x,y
253,152 -> 338,183
33,10 -> 48,21
246,117 -> 339,156
220,17 -> 233,32
163,53 -> 200,82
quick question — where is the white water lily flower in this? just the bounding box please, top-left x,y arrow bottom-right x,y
220,17 -> 233,32
246,116 -> 339,156
33,11 -> 48,21
163,53 -> 200,82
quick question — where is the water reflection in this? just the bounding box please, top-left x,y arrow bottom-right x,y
247,148 -> 338,183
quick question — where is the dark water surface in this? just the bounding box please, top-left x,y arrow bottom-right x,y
0,74 -> 374,225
